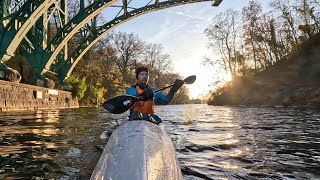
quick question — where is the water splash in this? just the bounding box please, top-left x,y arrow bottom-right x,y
183,106 -> 198,125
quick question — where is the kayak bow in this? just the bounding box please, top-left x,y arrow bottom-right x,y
91,121 -> 182,180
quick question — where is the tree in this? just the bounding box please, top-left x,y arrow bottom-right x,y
242,0 -> 264,71
270,0 -> 300,49
204,9 -> 241,78
141,43 -> 172,88
111,32 -> 144,84
171,86 -> 190,104
295,0 -> 320,37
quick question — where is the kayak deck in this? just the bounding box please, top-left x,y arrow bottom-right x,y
91,120 -> 182,180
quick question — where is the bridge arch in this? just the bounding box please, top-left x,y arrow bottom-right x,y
49,0 -> 214,79
0,0 -> 55,61
42,0 -> 118,72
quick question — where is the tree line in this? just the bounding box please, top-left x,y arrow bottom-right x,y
204,0 -> 320,80
67,31 -> 191,106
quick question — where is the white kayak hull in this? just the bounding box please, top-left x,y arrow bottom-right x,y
91,121 -> 182,180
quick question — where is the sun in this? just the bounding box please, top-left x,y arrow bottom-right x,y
188,69 -> 232,99
186,70 -> 233,99
220,72 -> 232,82
174,59 -> 233,99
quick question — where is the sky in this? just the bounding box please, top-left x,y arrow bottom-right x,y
102,0 -> 273,99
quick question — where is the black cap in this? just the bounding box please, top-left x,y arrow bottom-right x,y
135,67 -> 148,79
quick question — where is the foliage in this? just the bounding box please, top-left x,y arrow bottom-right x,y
205,0 -> 320,105
80,85 -> 106,106
78,77 -> 87,100
207,82 -> 232,105
171,86 -> 191,104
204,9 -> 241,78
65,75 -> 87,100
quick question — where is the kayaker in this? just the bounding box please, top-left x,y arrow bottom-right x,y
126,66 -> 183,124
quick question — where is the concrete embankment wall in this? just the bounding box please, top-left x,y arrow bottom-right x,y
0,80 -> 79,111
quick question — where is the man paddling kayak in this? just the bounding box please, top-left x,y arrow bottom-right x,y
126,66 -> 183,124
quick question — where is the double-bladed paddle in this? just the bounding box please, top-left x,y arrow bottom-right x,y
102,75 -> 196,114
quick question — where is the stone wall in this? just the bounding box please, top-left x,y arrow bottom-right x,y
0,80 -> 79,111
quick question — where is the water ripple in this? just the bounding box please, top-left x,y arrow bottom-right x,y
0,105 -> 320,179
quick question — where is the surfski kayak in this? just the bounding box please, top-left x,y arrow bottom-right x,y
90,120 -> 183,180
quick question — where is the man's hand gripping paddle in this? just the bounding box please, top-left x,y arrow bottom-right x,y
102,75 -> 196,114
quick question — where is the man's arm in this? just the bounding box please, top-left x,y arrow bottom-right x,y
152,80 -> 183,105
126,87 -> 137,96
153,87 -> 174,105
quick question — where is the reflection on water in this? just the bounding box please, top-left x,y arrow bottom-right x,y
0,108 -> 125,179
0,110 -> 63,179
161,105 -> 320,179
0,110 -> 60,157
0,105 -> 320,179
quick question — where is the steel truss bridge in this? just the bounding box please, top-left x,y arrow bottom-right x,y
0,0 -> 222,87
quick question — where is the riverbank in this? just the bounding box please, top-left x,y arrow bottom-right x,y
209,35 -> 320,108
0,80 -> 78,111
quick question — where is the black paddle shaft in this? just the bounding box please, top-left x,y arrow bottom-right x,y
155,84 -> 173,93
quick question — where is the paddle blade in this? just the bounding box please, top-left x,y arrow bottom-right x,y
183,75 -> 196,84
102,95 -> 139,114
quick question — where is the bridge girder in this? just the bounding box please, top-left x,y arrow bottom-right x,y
53,0 -> 213,80
42,0 -> 118,74
0,0 -> 56,61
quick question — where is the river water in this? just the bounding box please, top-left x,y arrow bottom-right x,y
0,105 -> 320,179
